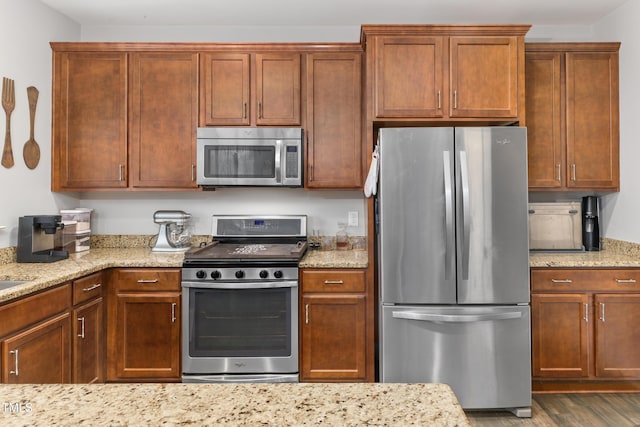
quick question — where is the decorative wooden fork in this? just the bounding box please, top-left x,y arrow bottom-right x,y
2,77 -> 15,168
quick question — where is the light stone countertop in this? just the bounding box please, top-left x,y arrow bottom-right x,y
529,238 -> 640,268
0,383 -> 469,427
0,245 -> 368,304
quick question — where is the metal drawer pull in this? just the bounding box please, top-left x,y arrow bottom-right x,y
584,303 -> 589,323
551,279 -> 572,284
82,283 -> 101,292
137,279 -> 159,284
571,164 -> 577,181
324,280 -> 344,285
437,90 -> 441,109
171,303 -> 177,323
615,278 -> 637,284
305,304 -> 309,324
9,349 -> 18,376
78,317 -> 85,338
600,303 -> 605,322
556,164 -> 561,182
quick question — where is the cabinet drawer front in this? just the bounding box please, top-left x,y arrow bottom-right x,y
72,272 -> 103,305
302,270 -> 365,293
0,284 -> 71,337
532,269 -> 640,292
114,269 -> 181,292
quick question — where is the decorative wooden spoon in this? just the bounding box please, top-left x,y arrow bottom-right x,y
23,86 -> 40,169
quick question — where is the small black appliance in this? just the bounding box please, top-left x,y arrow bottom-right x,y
17,215 -> 69,262
582,196 -> 600,251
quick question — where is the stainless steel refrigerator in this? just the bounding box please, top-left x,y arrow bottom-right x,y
377,127 -> 531,417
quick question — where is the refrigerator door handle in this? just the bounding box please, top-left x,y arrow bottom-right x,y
392,310 -> 523,323
443,150 -> 454,280
459,150 -> 471,280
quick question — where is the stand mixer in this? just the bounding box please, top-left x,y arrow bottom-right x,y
152,210 -> 192,252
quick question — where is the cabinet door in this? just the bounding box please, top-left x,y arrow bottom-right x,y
374,36 -> 444,118
110,293 -> 180,380
301,294 -> 366,381
566,52 -> 620,190
450,36 -> 518,118
525,52 -> 563,188
531,293 -> 590,378
53,52 -> 127,190
306,52 -> 362,188
1,313 -> 71,384
594,294 -> 640,378
73,298 -> 104,384
130,52 -> 198,188
255,53 -> 301,125
200,53 -> 250,126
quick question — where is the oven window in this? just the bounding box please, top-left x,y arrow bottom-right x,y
189,288 -> 292,357
204,145 -> 275,178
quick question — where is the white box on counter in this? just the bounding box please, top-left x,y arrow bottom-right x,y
60,208 -> 93,232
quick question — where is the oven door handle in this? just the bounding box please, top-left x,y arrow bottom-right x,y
182,280 -> 298,289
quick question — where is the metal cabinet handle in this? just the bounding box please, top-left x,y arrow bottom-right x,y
9,349 -> 18,376
584,303 -> 589,323
615,278 -> 637,284
82,283 -> 101,292
437,90 -> 442,109
137,279 -> 159,284
599,303 -> 605,322
551,279 -> 573,284
571,164 -> 577,181
118,164 -> 124,181
78,317 -> 85,338
258,101 -> 262,119
191,164 -> 196,182
243,102 -> 247,119
557,164 -> 561,182
305,304 -> 309,324
323,280 -> 344,285
171,303 -> 177,323
453,90 -> 458,109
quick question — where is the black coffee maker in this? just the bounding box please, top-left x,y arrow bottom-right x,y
17,215 -> 69,262
582,196 -> 600,251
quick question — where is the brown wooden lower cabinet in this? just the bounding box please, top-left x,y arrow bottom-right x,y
72,298 -> 103,383
106,268 -> 181,381
1,313 -> 71,384
531,268 -> 640,392
300,269 -> 369,382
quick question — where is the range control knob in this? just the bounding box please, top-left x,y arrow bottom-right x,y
211,270 -> 221,280
259,270 -> 269,279
273,270 -> 283,279
196,270 -> 207,279
235,270 -> 245,279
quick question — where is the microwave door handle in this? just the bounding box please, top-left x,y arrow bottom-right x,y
275,139 -> 282,183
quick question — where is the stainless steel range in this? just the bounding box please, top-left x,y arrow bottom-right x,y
181,215 -> 307,383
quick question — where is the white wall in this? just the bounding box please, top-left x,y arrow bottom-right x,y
3,1 -> 639,247
0,0 -> 80,248
591,1 -> 640,244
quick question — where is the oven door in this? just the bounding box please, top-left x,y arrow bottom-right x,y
182,280 -> 298,380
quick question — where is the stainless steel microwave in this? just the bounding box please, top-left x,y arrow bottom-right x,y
196,127 -> 303,188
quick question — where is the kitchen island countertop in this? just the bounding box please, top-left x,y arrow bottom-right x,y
0,382 -> 468,426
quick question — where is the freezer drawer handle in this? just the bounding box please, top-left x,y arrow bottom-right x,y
392,310 -> 523,323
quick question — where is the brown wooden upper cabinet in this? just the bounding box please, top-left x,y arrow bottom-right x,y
200,52 -> 301,126
526,43 -> 620,191
361,25 -> 530,122
306,52 -> 362,188
51,44 -> 199,191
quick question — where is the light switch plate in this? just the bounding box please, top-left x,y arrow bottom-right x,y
348,211 -> 358,227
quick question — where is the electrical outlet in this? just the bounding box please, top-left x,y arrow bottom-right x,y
348,211 -> 358,227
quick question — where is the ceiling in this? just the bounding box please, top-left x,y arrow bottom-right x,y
39,0 -> 629,27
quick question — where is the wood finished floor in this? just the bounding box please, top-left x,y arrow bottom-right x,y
466,394 -> 640,427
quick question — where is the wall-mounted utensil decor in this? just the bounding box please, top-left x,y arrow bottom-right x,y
1,77 -> 15,168
23,86 -> 40,169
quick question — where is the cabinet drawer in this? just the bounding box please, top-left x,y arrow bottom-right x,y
302,270 -> 365,293
0,283 -> 71,337
113,269 -> 181,292
531,269 -> 640,292
72,272 -> 103,305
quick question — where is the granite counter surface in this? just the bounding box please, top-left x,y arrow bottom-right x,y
0,246 -> 368,304
529,239 -> 640,268
0,383 -> 469,426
